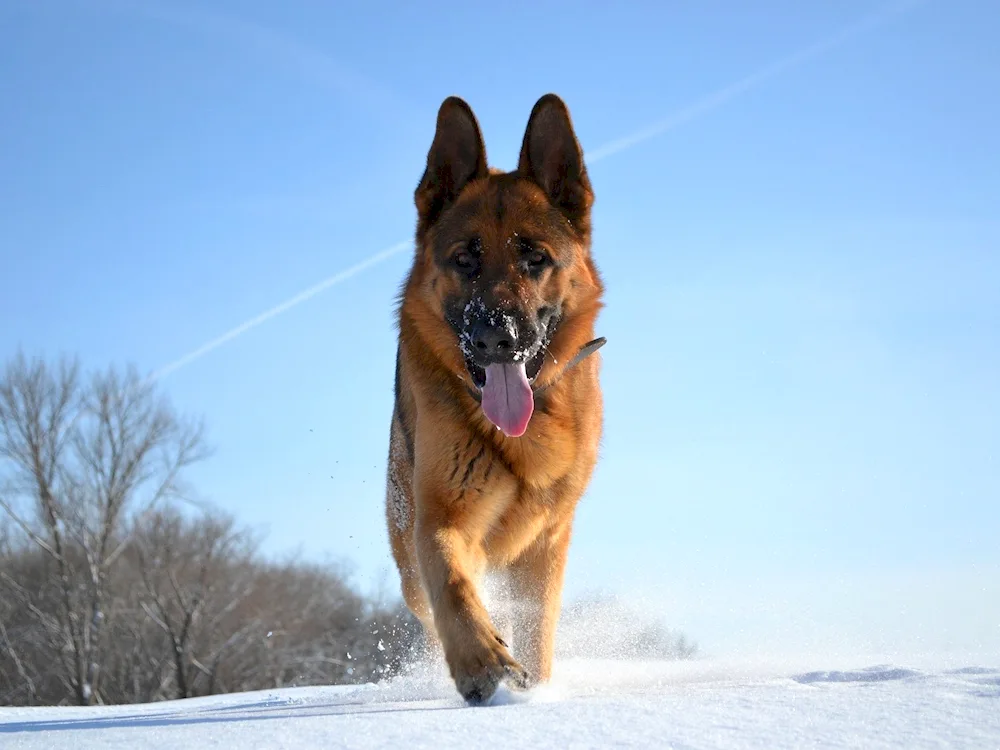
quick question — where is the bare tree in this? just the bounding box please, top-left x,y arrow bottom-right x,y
133,505 -> 259,699
0,352 -> 207,705
0,525 -> 39,705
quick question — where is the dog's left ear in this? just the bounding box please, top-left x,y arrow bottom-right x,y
518,94 -> 593,232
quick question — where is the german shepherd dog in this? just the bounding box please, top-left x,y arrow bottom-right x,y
386,93 -> 604,703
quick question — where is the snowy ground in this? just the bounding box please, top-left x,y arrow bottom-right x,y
2,652 -> 998,749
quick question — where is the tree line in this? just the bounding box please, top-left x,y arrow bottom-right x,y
0,352 -> 418,706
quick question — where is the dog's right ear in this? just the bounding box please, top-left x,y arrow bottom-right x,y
415,97 -> 488,236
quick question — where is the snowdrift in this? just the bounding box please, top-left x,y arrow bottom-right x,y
2,653 -> 998,749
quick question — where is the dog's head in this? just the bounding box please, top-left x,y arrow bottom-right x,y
405,94 -> 602,438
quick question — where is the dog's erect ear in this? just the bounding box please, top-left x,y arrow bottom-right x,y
415,97 -> 488,234
518,94 -> 593,231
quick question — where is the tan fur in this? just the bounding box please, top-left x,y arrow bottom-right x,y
385,94 -> 603,702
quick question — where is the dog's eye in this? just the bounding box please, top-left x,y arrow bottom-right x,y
451,238 -> 481,273
518,238 -> 551,270
526,250 -> 548,268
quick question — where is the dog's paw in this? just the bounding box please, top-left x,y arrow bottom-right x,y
450,632 -> 530,705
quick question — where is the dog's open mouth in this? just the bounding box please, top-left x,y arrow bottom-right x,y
465,347 -> 545,438
466,347 -> 544,389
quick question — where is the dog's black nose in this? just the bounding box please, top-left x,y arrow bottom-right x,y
470,323 -> 515,359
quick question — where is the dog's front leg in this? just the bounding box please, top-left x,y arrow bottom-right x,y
414,512 -> 529,703
508,518 -> 573,685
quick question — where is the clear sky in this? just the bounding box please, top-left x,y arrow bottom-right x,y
2,0 -> 998,657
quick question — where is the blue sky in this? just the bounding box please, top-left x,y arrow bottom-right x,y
2,0 -> 998,656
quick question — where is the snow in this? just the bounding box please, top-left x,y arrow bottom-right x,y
3,652 -> 998,749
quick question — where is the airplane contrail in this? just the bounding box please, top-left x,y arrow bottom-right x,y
152,0 -> 926,382
150,241 -> 411,382
585,0 -> 928,164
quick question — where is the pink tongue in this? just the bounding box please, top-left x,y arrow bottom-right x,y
481,362 -> 534,438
